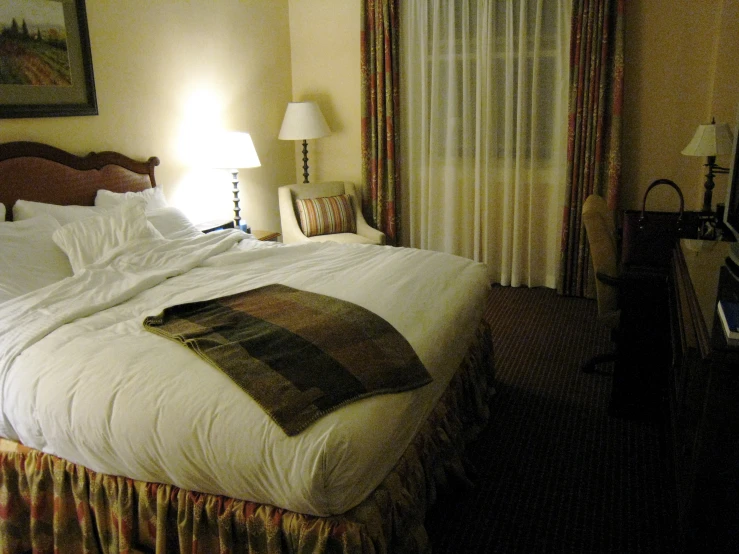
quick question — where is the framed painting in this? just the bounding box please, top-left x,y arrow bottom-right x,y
0,0 -> 97,118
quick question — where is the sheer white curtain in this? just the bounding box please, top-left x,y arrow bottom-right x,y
400,0 -> 571,287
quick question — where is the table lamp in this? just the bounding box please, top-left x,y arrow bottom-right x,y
681,118 -> 734,213
278,101 -> 330,183
210,131 -> 261,232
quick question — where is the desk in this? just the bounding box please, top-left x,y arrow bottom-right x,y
675,210 -> 736,242
669,240 -> 739,553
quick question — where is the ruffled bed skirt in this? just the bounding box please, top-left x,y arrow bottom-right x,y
0,321 -> 494,554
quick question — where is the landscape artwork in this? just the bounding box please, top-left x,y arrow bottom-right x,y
0,0 -> 71,86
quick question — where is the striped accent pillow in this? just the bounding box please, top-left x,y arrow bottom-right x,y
296,194 -> 356,237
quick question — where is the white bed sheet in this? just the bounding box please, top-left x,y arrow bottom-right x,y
0,230 -> 489,516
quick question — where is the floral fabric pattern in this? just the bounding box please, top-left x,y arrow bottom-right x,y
0,323 -> 494,554
559,0 -> 625,297
361,0 -> 400,245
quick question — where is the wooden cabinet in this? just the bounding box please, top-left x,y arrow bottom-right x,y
250,230 -> 281,242
195,220 -> 281,242
195,219 -> 235,233
669,240 -> 739,553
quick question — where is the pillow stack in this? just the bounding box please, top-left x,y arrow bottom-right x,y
52,200 -> 163,274
0,216 -> 73,304
14,199 -> 107,225
94,187 -> 169,211
95,188 -> 203,240
0,187 -> 206,306
11,188 -> 201,241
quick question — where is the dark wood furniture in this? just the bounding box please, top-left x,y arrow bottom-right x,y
675,209 -> 736,242
0,141 -> 159,221
251,229 -> 281,242
195,219 -> 281,242
669,239 -> 739,553
195,219 -> 235,233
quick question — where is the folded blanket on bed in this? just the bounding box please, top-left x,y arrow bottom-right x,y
143,284 -> 431,435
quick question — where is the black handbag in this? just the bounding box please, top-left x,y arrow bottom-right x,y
620,179 -> 684,270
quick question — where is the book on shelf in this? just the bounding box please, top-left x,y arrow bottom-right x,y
716,299 -> 739,345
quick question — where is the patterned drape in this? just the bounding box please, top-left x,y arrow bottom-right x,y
558,0 -> 625,296
0,323 -> 494,554
361,0 -> 400,244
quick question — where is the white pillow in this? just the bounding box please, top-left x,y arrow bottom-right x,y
95,187 -> 168,211
0,203 -> 5,221
0,216 -> 74,304
14,200 -> 106,225
52,201 -> 163,274
146,206 -> 203,240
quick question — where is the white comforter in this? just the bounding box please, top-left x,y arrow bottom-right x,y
0,231 -> 489,516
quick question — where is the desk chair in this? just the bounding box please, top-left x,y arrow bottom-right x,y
582,194 -> 621,373
278,182 -> 386,245
584,195 -> 673,419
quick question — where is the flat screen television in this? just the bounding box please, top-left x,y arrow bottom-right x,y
723,109 -> 739,273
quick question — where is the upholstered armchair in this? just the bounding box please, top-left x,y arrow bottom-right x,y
278,181 -> 386,245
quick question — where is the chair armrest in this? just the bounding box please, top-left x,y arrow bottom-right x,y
356,216 -> 386,245
278,186 -> 311,244
353,201 -> 386,245
595,271 -> 621,288
341,181 -> 386,245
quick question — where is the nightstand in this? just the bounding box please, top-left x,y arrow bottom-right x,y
195,220 -> 280,242
251,230 -> 281,242
195,219 -> 235,233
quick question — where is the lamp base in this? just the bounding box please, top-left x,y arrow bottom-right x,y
702,157 -> 717,213
702,157 -> 730,212
301,139 -> 310,184
231,170 -> 243,229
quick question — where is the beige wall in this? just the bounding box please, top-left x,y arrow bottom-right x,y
287,0 -> 362,187
288,0 -> 739,222
622,0 -> 739,213
0,0 -> 295,232
4,1 -> 735,232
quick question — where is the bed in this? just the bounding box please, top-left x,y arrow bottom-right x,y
0,141 -> 495,554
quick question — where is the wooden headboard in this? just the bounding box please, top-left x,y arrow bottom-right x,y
0,141 -> 160,221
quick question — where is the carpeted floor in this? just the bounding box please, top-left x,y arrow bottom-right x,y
425,285 -> 679,553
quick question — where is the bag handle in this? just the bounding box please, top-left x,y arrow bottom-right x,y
639,178 -> 684,228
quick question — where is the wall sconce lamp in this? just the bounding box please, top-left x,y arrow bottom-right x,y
681,118 -> 734,213
210,131 -> 261,232
278,101 -> 330,183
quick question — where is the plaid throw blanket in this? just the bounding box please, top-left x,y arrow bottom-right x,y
143,284 -> 431,436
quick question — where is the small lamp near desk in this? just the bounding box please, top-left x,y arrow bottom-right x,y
210,131 -> 261,232
682,119 -> 734,210
278,101 -> 331,184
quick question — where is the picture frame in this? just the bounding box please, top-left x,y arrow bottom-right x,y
0,0 -> 97,119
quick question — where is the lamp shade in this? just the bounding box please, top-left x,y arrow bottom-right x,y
681,122 -> 734,157
209,131 -> 261,169
278,102 -> 331,140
